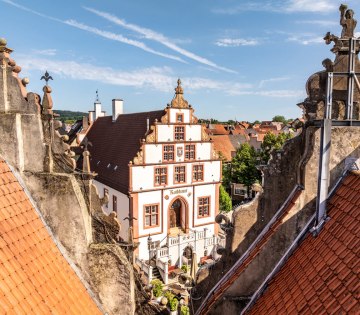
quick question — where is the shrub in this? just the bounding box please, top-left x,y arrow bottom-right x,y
150,279 -> 163,298
181,265 -> 189,273
169,297 -> 179,311
180,305 -> 190,315
164,290 -> 175,303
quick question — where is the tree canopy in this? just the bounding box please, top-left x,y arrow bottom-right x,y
219,185 -> 232,212
260,132 -> 292,164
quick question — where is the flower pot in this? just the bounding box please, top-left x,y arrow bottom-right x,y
156,296 -> 163,303
170,310 -> 177,315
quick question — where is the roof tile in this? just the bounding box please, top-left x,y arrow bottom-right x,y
246,171 -> 360,314
0,159 -> 101,314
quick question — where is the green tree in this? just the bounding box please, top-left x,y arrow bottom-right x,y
272,115 -> 287,124
253,120 -> 261,125
219,185 -> 232,212
261,132 -> 291,164
231,143 -> 261,196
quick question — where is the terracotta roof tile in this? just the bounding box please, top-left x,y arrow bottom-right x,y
0,158 -> 101,314
246,171 -> 360,315
211,135 -> 237,161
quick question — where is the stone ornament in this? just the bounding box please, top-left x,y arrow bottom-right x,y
171,79 -> 190,108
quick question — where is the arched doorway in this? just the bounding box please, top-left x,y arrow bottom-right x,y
168,197 -> 189,233
169,199 -> 181,228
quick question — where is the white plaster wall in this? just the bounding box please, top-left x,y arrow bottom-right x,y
196,142 -> 212,160
168,108 -> 191,123
186,125 -> 202,141
157,125 -> 173,142
131,160 -> 221,192
144,144 -> 162,164
93,180 -> 129,241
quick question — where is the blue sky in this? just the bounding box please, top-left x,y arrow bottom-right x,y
1,0 -> 359,121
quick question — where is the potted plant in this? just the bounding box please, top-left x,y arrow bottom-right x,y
169,297 -> 179,315
150,279 -> 163,302
181,264 -> 189,273
180,305 -> 190,315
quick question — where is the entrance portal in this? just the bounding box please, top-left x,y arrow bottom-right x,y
169,199 -> 181,228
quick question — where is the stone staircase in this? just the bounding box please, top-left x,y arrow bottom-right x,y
152,265 -> 163,281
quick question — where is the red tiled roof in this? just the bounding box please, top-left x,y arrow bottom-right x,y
207,124 -> 229,135
0,158 -> 101,314
211,135 -> 236,161
85,110 -> 165,193
247,171 -> 360,315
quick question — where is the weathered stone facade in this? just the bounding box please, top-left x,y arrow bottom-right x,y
194,5 -> 360,314
0,38 -> 144,314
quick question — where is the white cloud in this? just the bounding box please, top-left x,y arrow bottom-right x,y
259,76 -> 290,88
17,56 -> 299,98
84,7 -> 236,74
212,0 -> 338,14
215,38 -> 259,47
31,49 -> 57,56
287,35 -> 324,45
285,0 -> 337,13
2,0 -> 186,64
295,20 -> 338,27
64,19 -> 185,63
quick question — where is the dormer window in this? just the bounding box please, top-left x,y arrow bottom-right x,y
176,113 -> 184,123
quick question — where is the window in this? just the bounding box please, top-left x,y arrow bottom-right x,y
185,144 -> 196,160
198,197 -> 210,217
193,165 -> 204,181
154,167 -> 167,186
163,145 -> 174,162
174,166 -> 186,183
104,188 -> 109,207
113,195 -> 117,212
174,126 -> 185,141
176,113 -> 184,123
234,188 -> 245,195
144,204 -> 159,228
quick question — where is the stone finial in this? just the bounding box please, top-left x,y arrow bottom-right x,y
175,78 -> 184,95
42,85 -> 53,115
170,78 -> 189,108
339,4 -> 357,38
0,38 -> 7,46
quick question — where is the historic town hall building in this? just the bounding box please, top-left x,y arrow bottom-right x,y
85,80 -> 222,283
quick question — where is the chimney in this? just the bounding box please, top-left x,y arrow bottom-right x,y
112,99 -> 123,121
147,117 -> 150,132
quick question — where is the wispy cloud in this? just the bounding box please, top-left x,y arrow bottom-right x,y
259,76 -> 290,88
64,20 -> 185,63
212,0 -> 338,14
287,34 -> 324,45
295,20 -> 338,27
2,0 -> 185,63
215,38 -> 259,47
18,56 -> 300,98
285,0 -> 337,13
31,49 -> 57,56
84,7 -> 236,73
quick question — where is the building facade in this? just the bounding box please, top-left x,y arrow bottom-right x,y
86,80 -> 222,283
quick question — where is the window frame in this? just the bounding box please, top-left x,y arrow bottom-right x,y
185,144 -> 196,160
144,204 -> 160,229
174,126 -> 185,141
163,145 -> 175,162
174,165 -> 186,184
113,195 -> 117,212
192,164 -> 204,182
176,113 -> 184,123
197,196 -> 211,218
154,166 -> 168,186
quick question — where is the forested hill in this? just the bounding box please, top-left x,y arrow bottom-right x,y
53,110 -> 87,123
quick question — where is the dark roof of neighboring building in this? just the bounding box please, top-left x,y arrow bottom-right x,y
85,110 -> 165,194
207,124 -> 229,135
246,171 -> 360,315
0,158 -> 101,314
